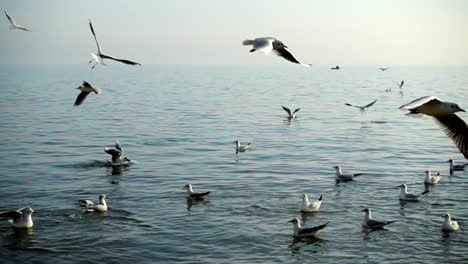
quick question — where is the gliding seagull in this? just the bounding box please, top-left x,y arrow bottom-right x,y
281,105 -> 301,119
88,19 -> 141,69
345,99 -> 378,113
4,12 -> 30,31
0,207 -> 34,228
74,81 -> 102,106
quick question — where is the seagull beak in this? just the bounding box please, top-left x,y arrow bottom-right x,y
460,109 -> 466,112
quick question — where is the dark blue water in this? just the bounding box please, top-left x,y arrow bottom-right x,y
1,65 -> 467,263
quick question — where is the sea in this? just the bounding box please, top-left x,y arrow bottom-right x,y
0,64 -> 467,263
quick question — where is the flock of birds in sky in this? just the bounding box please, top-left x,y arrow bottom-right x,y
1,11 -> 467,239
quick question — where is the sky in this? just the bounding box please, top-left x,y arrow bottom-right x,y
1,0 -> 467,65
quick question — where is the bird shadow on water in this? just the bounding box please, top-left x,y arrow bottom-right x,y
289,236 -> 325,254
361,227 -> 389,241
186,198 -> 210,212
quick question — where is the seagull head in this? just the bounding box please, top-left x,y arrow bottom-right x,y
99,194 -> 107,200
22,207 -> 34,216
442,213 -> 455,221
425,169 -> 431,176
123,157 -> 131,163
301,194 -> 308,200
273,40 -> 287,49
452,103 -> 465,113
184,184 -> 192,189
288,218 -> 300,224
399,184 -> 407,190
361,208 -> 370,213
447,159 -> 454,164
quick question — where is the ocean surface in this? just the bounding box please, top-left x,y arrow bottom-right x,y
0,64 -> 467,263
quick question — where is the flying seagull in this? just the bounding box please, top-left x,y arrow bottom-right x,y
361,208 -> 395,229
79,194 -> 108,212
345,99 -> 378,113
331,65 -> 340,70
104,138 -> 131,165
281,105 -> 301,119
289,218 -> 328,238
242,37 -> 311,67
74,81 -> 102,106
442,213 -> 459,232
398,81 -> 405,89
0,207 -> 34,228
424,169 -> 441,184
234,140 -> 251,153
184,184 -> 210,199
334,165 -> 364,182
4,11 -> 30,31
300,194 -> 322,213
399,184 -> 429,201
88,19 -> 141,69
399,96 -> 467,159
379,67 -> 390,71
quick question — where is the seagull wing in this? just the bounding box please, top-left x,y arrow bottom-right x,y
345,103 -> 362,109
88,19 -> 102,54
433,114 -> 468,159
115,139 -> 123,152
104,147 -> 122,162
273,46 -> 310,67
16,26 -> 30,31
367,219 -> 394,228
190,191 -> 210,199
0,210 -> 22,221
82,81 -> 92,88
79,199 -> 94,206
364,99 -> 378,109
5,11 -> 16,26
297,222 -> 328,236
293,108 -> 301,114
100,54 -> 141,66
399,96 -> 441,110
281,106 -> 292,116
74,91 -> 90,106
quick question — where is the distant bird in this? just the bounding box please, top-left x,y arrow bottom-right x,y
301,194 -> 322,213
345,99 -> 378,113
242,37 -> 311,67
79,194 -> 108,212
334,165 -> 364,182
399,184 -> 429,201
379,67 -> 390,71
447,159 -> 468,171
4,11 -> 30,31
88,19 -> 141,69
184,184 -> 210,199
424,169 -> 441,184
398,80 -> 405,89
331,65 -> 340,70
0,207 -> 34,228
442,213 -> 459,232
361,208 -> 396,229
288,218 -> 328,238
74,81 -> 102,106
400,96 -> 467,159
104,138 -> 131,165
234,140 -> 251,153
281,105 -> 301,119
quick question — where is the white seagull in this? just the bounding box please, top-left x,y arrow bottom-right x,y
88,19 -> 141,69
301,194 -> 322,213
447,159 -> 468,171
234,140 -> 251,153
361,208 -> 396,229
281,105 -> 301,119
442,213 -> 459,232
74,81 -> 102,106
345,99 -> 378,113
242,37 -> 311,67
288,218 -> 328,238
399,184 -> 429,201
334,165 -> 364,182
104,138 -> 131,165
400,96 -> 467,159
424,169 -> 441,184
4,11 -> 31,31
184,184 -> 210,199
79,194 -> 108,212
0,207 -> 34,228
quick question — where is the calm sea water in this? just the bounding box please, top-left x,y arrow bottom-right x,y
0,64 -> 467,263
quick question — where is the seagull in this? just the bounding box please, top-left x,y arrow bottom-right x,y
104,138 -> 131,165
361,208 -> 396,229
4,12 -> 31,31
242,37 -> 311,67
184,184 -> 210,199
447,159 -> 468,171
79,194 -> 108,212
281,105 -> 301,119
379,67 -> 390,71
399,184 -> 429,201
334,165 -> 364,182
399,96 -> 467,159
442,213 -> 459,232
0,207 -> 34,228
88,19 -> 141,69
398,81 -> 405,89
331,65 -> 340,70
301,194 -> 322,213
74,81 -> 102,106
234,140 -> 251,153
288,218 -> 328,238
345,99 -> 378,113
424,169 -> 441,184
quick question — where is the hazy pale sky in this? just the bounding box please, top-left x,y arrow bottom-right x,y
1,0 -> 467,65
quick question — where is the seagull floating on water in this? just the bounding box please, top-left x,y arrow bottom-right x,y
0,207 -> 34,228
184,184 -> 210,199
345,99 -> 378,114
442,213 -> 459,232
301,194 -> 322,213
289,218 -> 328,238
281,105 -> 301,119
400,96 -> 467,159
74,81 -> 102,106
234,140 -> 251,153
104,138 -> 131,166
448,159 -> 468,171
88,19 -> 141,69
424,169 -> 441,184
399,184 -> 429,201
334,165 -> 364,182
4,11 -> 30,31
242,37 -> 311,67
361,208 -> 395,229
79,194 -> 108,212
